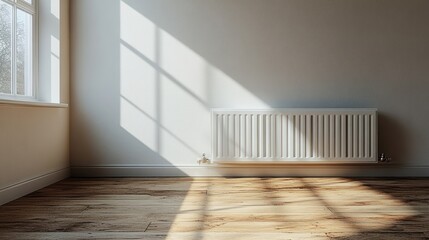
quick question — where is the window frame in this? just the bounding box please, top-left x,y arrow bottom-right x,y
0,0 -> 38,101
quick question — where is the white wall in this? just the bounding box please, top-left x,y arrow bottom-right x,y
0,0 -> 70,205
70,0 -> 429,176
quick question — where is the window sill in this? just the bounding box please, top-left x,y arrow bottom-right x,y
0,99 -> 69,108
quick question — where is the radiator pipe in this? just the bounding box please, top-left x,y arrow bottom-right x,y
378,153 -> 392,163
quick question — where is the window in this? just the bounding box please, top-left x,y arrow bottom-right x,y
0,0 -> 37,99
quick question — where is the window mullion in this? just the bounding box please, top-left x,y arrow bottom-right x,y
32,0 -> 38,98
12,3 -> 16,95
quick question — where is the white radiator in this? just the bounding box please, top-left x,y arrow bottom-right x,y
212,109 -> 377,163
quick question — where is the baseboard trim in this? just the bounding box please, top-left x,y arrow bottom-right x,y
71,165 -> 429,177
0,168 -> 70,206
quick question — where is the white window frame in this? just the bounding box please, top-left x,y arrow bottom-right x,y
0,0 -> 38,101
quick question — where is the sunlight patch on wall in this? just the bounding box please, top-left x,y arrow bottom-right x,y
119,0 -> 267,164
159,30 -> 209,103
120,97 -> 158,152
159,28 -> 267,109
159,73 -> 210,159
50,0 -> 59,19
120,1 -> 156,62
120,44 -> 157,117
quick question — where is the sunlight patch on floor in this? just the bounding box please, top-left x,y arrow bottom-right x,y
163,178 -> 420,239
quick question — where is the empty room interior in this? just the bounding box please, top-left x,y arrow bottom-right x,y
1,0 -> 429,239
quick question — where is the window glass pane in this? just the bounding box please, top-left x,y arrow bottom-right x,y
23,0 -> 33,4
16,8 -> 33,96
0,1 -> 12,94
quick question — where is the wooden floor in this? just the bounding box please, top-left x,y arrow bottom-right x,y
0,178 -> 428,240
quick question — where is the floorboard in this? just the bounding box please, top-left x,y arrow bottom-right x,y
0,178 -> 428,240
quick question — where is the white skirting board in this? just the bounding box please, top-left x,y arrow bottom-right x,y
0,168 -> 70,206
71,165 -> 429,177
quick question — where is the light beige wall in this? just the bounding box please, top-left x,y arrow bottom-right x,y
0,0 -> 70,203
0,106 -> 69,190
70,0 -> 429,176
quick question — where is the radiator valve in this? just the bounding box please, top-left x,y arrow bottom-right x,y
197,153 -> 211,165
378,153 -> 392,163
